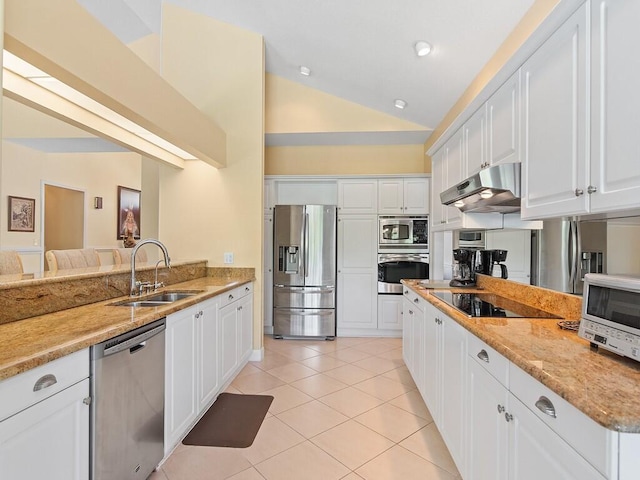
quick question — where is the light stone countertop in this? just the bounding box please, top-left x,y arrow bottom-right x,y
0,273 -> 254,382
402,277 -> 640,433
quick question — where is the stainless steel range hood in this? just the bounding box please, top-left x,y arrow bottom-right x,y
440,163 -> 521,213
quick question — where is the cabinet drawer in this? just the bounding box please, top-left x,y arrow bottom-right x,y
403,288 -> 426,313
0,348 -> 89,421
509,363 -> 613,477
219,283 -> 253,308
468,334 -> 509,387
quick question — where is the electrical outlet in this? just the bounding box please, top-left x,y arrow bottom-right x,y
224,252 -> 234,264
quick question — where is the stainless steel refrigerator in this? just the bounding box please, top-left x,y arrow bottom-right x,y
273,205 -> 337,339
531,218 -> 606,294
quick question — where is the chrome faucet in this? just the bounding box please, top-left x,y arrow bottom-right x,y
130,239 -> 171,296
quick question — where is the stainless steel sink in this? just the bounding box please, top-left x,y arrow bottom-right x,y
110,290 -> 202,307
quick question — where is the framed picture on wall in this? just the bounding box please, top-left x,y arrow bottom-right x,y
117,186 -> 141,241
8,196 -> 35,232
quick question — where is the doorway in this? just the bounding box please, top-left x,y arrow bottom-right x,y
43,184 -> 85,270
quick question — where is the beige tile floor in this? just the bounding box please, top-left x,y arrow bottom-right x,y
150,336 -> 461,480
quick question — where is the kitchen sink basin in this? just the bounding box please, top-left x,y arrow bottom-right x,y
110,290 -> 203,307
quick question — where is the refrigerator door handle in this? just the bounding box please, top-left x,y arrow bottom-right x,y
285,309 -> 334,316
274,286 -> 335,293
568,220 -> 578,290
304,212 -> 310,278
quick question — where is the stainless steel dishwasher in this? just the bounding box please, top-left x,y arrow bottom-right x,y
90,318 -> 166,480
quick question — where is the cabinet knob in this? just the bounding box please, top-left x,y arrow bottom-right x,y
413,298 -> 419,303
477,349 -> 490,363
83,397 -> 92,406
409,310 -> 414,315
245,286 -> 250,292
574,188 -> 584,197
229,294 -> 234,300
587,185 -> 597,194
497,404 -> 505,414
505,412 -> 513,422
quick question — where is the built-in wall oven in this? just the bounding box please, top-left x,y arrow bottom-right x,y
378,253 -> 430,294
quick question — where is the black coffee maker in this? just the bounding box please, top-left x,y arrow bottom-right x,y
476,249 -> 508,279
450,249 -> 477,287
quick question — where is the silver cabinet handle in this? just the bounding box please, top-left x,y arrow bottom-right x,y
574,188 -> 584,196
413,298 -> 419,303
245,286 -> 250,292
505,412 -> 513,422
477,349 -> 490,363
83,397 -> 92,406
587,185 -> 597,194
404,290 -> 408,294
535,396 -> 557,418
497,404 -> 505,413
408,310 -> 414,315
228,294 -> 234,301
33,374 -> 57,392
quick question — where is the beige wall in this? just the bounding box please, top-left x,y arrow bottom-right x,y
159,4 -> 264,350
266,144 -> 429,175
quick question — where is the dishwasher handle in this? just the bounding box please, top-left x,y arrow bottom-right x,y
101,320 -> 165,357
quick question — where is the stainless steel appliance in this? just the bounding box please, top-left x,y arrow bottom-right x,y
531,219 -> 606,294
578,273 -> 640,361
378,253 -> 429,294
458,230 -> 485,249
476,249 -> 509,279
90,318 -> 165,480
440,163 -> 521,213
431,291 -> 559,318
273,205 -> 337,339
378,215 -> 428,250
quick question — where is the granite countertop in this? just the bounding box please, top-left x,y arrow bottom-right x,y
0,274 -> 254,382
402,277 -> 640,433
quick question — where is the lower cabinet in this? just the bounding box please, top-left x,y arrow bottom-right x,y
0,349 -> 90,480
166,284 -> 254,454
378,295 -> 403,331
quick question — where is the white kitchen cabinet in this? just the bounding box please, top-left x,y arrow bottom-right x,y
507,393 -> 605,480
402,288 -> 426,392
464,105 -> 487,176
444,129 -> 463,228
337,179 -> 378,214
165,304 -> 199,452
378,178 -> 430,215
485,229 -> 531,284
219,284 -> 254,385
196,299 -> 219,412
378,294 -> 403,331
488,71 -> 521,168
521,3 -> 589,219
264,214 -> 274,332
264,179 -> 276,215
431,148 -> 446,228
589,0 -> 640,214
237,291 -> 254,365
0,349 -> 90,480
337,215 -> 378,333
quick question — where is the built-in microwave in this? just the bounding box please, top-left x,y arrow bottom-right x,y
378,216 -> 428,250
457,230 -> 485,249
578,273 -> 640,362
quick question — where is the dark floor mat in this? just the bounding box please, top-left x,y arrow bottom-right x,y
182,393 -> 273,448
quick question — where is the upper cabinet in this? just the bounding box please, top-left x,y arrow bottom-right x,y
488,71 -> 521,168
520,3 -> 589,219
589,0 -> 640,213
464,105 -> 488,176
378,178 -> 430,215
337,179 -> 378,214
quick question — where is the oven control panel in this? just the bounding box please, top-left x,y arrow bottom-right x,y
578,319 -> 640,360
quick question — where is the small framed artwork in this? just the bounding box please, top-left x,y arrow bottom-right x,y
117,186 -> 141,240
8,196 -> 35,232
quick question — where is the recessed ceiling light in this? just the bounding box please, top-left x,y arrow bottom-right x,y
394,99 -> 407,109
299,66 -> 311,76
415,41 -> 432,57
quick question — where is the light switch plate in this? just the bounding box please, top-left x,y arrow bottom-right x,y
224,252 -> 234,264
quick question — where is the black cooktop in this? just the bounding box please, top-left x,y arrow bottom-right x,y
431,291 -> 560,319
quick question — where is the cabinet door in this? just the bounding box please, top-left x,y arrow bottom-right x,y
378,179 -> 404,214
219,302 -> 239,386
264,179 -> 275,215
422,303 -> 440,420
337,215 -> 377,330
590,0 -> 640,213
464,105 -> 487,176
197,301 -> 219,412
430,148 -> 446,230
485,230 -> 531,284
378,294 -> 403,330
264,215 -> 274,329
508,394 -> 605,480
165,308 -> 198,452
488,71 -> 521,167
403,178 -> 430,215
402,297 -> 414,370
445,129 -> 463,227
0,379 -> 89,480
238,293 -> 254,364
440,316 -> 467,472
521,4 -> 589,219
466,358 -> 509,480
338,179 -> 378,214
